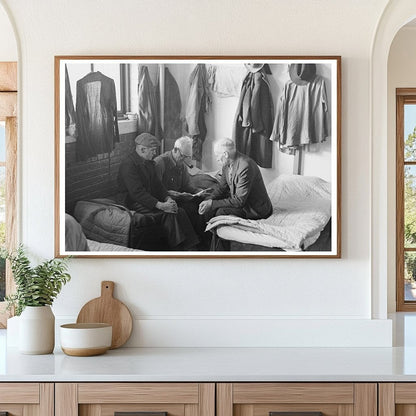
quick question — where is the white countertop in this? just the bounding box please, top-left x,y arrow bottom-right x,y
2,313 -> 416,382
2,345 -> 416,382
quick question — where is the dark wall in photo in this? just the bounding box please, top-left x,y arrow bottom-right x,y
65,131 -> 136,214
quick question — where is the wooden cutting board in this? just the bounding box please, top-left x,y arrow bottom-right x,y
76,281 -> 133,349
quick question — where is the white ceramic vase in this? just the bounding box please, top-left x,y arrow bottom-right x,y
19,305 -> 55,354
6,315 -> 20,347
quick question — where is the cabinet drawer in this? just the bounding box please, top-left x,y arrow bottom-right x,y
56,383 -> 215,416
0,383 -> 39,403
0,383 -> 53,416
218,383 -> 376,416
78,383 -> 200,404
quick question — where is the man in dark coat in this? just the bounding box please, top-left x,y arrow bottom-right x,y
118,133 -> 199,251
198,138 -> 272,220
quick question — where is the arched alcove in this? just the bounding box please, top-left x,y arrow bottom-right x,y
387,20 -> 416,313
371,0 -> 416,318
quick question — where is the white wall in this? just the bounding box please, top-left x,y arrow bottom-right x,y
387,26 -> 416,312
0,3 -> 16,61
0,0 -> 394,347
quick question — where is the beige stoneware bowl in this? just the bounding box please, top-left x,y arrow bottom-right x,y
60,323 -> 112,356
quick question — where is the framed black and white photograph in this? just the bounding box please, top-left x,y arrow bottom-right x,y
55,56 -> 341,258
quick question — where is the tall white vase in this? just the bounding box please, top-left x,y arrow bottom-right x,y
19,306 -> 55,354
6,315 -> 20,347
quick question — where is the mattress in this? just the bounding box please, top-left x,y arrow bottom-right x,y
216,225 -> 322,249
87,239 -> 140,252
207,174 -> 332,251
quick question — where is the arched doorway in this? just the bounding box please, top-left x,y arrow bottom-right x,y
371,0 -> 416,318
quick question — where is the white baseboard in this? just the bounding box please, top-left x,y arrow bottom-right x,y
50,317 -> 393,348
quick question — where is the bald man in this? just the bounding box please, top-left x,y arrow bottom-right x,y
199,138 -> 272,220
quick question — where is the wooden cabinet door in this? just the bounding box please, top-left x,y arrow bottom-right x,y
0,383 -> 53,416
217,383 -> 377,416
379,383 -> 416,416
55,383 -> 215,416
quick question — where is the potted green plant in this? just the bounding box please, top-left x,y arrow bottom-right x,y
3,245 -> 71,354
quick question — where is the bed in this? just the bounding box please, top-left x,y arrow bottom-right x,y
71,198 -> 169,251
206,174 -> 332,252
65,213 -> 142,252
86,239 -> 139,252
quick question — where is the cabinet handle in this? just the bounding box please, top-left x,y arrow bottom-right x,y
115,412 -> 167,416
270,413 -> 323,416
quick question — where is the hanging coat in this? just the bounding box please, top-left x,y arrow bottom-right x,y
65,65 -> 77,136
270,66 -> 329,151
185,64 -> 209,162
157,67 -> 182,144
137,66 -> 159,136
75,71 -> 119,161
232,70 -> 273,168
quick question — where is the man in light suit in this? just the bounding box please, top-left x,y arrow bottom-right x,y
198,138 -> 272,220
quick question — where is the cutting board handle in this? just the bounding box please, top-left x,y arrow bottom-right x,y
101,281 -> 115,298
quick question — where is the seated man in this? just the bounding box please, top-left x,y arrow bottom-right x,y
118,132 -> 199,251
198,138 -> 272,220
154,136 -> 210,244
154,136 -> 201,198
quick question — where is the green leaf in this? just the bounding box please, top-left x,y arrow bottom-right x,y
4,245 -> 71,316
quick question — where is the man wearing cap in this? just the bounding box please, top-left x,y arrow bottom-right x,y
118,132 -> 199,250
154,136 -> 211,248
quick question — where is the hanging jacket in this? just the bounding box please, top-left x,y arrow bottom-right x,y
65,65 -> 76,134
270,70 -> 329,150
156,67 -> 182,144
75,71 -> 119,161
232,70 -> 273,168
185,64 -> 209,162
137,66 -> 159,136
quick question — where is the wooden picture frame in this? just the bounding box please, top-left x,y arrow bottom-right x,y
55,56 -> 341,258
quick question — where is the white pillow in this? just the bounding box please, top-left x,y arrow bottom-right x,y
266,174 -> 331,210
